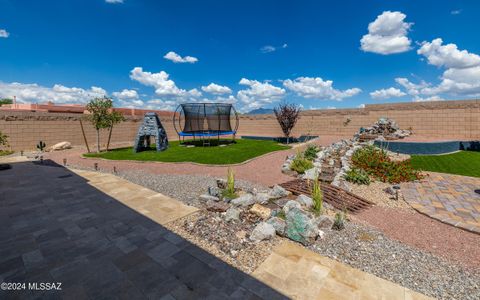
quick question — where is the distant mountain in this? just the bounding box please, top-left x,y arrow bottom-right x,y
247,108 -> 274,115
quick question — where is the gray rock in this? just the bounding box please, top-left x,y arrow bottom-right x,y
267,217 -> 286,236
384,186 -> 396,196
250,222 -> 276,242
200,194 -> 220,202
224,207 -> 240,222
208,186 -> 221,197
231,193 -> 255,207
216,178 -> 227,189
274,198 -> 289,208
283,200 -> 302,214
296,194 -> 313,208
269,185 -> 290,199
254,192 -> 270,204
285,207 -> 319,245
314,215 -> 334,229
302,167 -> 320,180
206,200 -> 229,212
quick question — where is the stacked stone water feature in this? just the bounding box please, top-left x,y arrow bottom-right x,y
282,117 -> 412,192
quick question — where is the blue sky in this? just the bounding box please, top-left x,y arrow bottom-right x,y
1,0 -> 479,112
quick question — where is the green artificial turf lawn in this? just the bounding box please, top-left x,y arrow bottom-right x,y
410,151 -> 480,178
84,139 -> 290,165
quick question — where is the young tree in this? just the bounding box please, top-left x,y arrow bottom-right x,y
273,103 -> 301,144
86,96 -> 124,153
0,130 -> 8,148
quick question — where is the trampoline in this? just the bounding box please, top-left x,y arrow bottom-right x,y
173,103 -> 239,146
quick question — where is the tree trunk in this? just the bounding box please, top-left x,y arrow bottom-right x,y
106,126 -> 113,152
96,129 -> 100,153
79,119 -> 90,153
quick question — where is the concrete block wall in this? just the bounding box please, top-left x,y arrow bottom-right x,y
1,99 -> 479,151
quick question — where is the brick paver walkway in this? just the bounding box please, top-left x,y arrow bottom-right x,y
402,172 -> 480,234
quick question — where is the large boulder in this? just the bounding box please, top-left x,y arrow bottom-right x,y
282,200 -> 302,214
302,167 -> 320,180
254,192 -> 270,204
249,204 -> 271,220
285,207 -> 320,245
48,141 -> 72,151
250,222 -> 276,242
231,193 -> 255,207
269,185 -> 290,199
267,217 -> 286,236
313,215 -> 334,230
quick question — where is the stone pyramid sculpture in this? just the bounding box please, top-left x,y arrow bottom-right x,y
133,112 -> 168,153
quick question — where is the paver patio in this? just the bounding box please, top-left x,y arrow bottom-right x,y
0,160 -> 287,299
402,172 -> 480,233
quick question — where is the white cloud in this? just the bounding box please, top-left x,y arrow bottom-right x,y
358,103 -> 366,108
417,38 -> 480,69
451,9 -> 462,15
201,83 -> 232,95
112,89 -> 139,100
283,77 -> 361,100
260,43 -> 288,53
105,0 -> 124,3
0,82 -> 106,104
129,67 -> 201,99
412,95 -> 444,102
370,87 -> 406,99
395,77 -> 429,96
163,51 -> 198,63
360,11 -> 412,55
0,29 -> 9,38
237,78 -> 286,111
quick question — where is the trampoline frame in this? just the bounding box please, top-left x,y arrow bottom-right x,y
173,103 -> 239,146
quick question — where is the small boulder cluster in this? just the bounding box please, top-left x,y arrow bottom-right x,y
199,181 -> 336,246
354,117 -> 411,141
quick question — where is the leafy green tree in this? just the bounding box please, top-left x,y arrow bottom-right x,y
86,96 -> 124,153
0,99 -> 13,106
0,130 -> 8,147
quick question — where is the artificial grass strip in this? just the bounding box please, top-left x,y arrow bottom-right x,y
410,151 -> 480,178
84,139 -> 289,165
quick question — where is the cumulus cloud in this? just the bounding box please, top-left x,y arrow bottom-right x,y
0,29 -> 9,38
112,89 -> 139,100
0,82 -> 106,104
451,9 -> 462,15
129,67 -> 201,99
201,83 -> 232,95
163,51 -> 198,63
105,0 -> 124,4
360,11 -> 412,55
417,38 -> 480,69
370,87 -> 406,99
283,77 -> 361,100
237,78 -> 286,111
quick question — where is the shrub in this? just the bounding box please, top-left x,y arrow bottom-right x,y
343,168 -> 371,185
303,144 -> 319,161
332,211 -> 346,230
311,175 -> 323,215
273,103 -> 301,144
0,131 -> 8,147
351,145 -> 422,183
290,153 -> 314,174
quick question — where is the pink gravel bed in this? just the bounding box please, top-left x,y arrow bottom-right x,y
355,206 -> 480,270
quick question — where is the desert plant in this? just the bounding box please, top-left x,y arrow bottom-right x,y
290,152 -> 314,174
36,140 -> 46,152
303,144 -> 319,161
86,96 -> 124,153
332,211 -> 346,230
274,103 -> 301,144
343,168 -> 371,185
351,145 -> 422,183
222,168 -> 238,199
311,175 -> 323,215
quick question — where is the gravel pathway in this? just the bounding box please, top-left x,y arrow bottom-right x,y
117,170 -> 269,207
311,223 -> 480,300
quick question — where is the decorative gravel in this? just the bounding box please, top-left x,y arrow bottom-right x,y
310,222 -> 480,300
349,181 -> 412,209
117,170 -> 269,207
